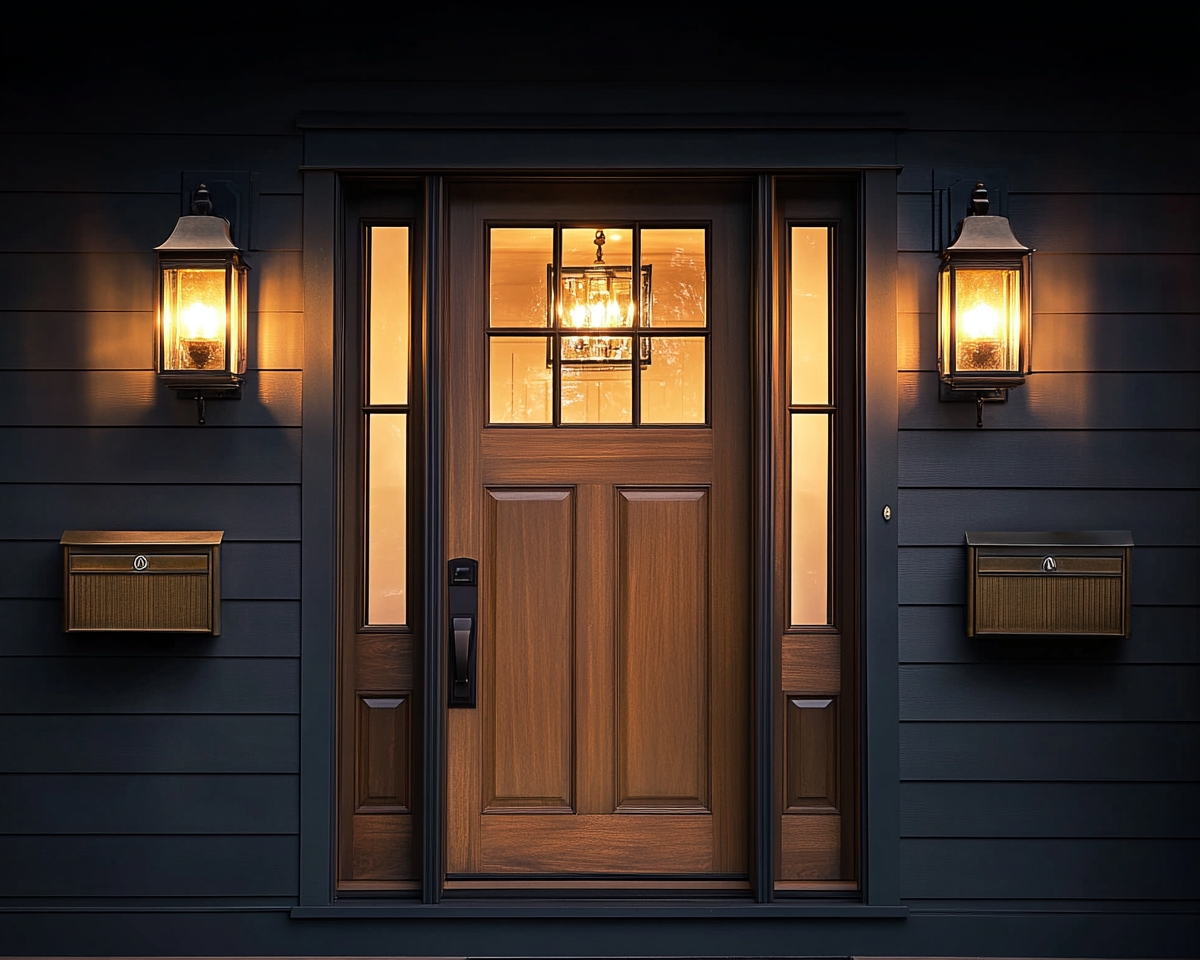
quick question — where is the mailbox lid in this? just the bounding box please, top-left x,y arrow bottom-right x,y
61,530 -> 224,547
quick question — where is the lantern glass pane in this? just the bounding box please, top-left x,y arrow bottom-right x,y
790,413 -> 830,626
938,265 -> 951,377
490,228 -> 553,328
369,227 -> 410,405
790,227 -> 830,405
163,267 -> 227,372
641,228 -> 706,328
640,336 -> 706,423
367,413 -> 407,625
953,268 -> 1021,372
231,265 -> 247,375
490,336 -> 552,423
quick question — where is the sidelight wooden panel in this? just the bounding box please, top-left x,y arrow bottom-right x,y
780,813 -> 841,880
781,633 -> 841,693
350,813 -> 414,881
486,489 -> 575,809
356,696 -> 410,811
617,488 -> 709,810
786,696 -> 838,810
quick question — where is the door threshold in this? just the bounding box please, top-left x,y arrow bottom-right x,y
444,878 -> 751,894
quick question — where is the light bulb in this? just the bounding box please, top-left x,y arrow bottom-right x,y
181,301 -> 222,340
960,301 -> 1001,340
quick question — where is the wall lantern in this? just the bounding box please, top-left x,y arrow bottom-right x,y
938,182 -> 1033,426
156,184 -> 248,423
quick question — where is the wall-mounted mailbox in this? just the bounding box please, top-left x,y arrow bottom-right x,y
966,531 -> 1132,638
60,531 -> 223,634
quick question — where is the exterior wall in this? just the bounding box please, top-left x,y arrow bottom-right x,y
0,77 -> 1195,956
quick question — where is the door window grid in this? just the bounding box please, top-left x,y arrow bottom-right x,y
487,223 -> 709,426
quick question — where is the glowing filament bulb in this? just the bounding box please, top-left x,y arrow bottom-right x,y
181,301 -> 222,340
960,301 -> 1001,341
606,297 -> 621,324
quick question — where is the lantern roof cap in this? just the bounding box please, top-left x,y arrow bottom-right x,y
944,212 -> 1032,257
156,214 -> 240,253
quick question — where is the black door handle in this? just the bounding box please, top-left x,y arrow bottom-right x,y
448,557 -> 477,708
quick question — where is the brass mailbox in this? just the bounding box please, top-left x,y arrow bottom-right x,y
60,531 -> 223,634
966,531 -> 1132,638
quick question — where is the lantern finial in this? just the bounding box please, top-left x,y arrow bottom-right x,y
190,183 -> 213,217
969,182 -> 990,217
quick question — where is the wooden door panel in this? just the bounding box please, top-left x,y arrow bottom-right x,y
485,489 -> 574,810
617,488 -> 709,810
480,814 -> 714,873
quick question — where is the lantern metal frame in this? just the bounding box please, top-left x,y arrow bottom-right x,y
155,184 -> 249,424
937,183 -> 1033,426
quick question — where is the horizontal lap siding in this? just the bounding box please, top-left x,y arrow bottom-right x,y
0,139 -> 304,906
895,130 -> 1199,913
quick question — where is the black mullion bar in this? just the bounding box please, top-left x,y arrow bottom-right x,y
632,222 -> 642,426
552,224 -> 562,427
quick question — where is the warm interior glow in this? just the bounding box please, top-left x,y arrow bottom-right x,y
369,227 -> 411,405
960,301 -> 1001,340
367,413 -> 407,625
790,414 -> 830,626
180,301 -> 222,340
790,227 -> 830,405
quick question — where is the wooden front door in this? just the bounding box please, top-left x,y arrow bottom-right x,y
444,180 -> 751,886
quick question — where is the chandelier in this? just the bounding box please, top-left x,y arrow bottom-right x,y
557,229 -> 652,365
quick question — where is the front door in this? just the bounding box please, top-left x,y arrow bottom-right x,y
444,180 -> 751,887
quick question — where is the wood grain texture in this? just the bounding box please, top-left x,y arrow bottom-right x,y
899,604 -> 1198,664
0,427 -> 301,483
479,814 -> 713,873
901,721 -> 1200,781
898,311 -> 1200,373
900,545 -> 1194,606
0,715 -> 298,772
0,835 -> 297,897
900,664 -> 1200,721
0,370 -> 302,427
67,569 -> 212,632
785,697 -> 838,810
0,773 -> 298,833
780,813 -> 841,880
899,430 -> 1199,488
781,633 -> 841,693
356,696 -> 410,810
617,488 -> 708,809
0,657 -> 298,714
901,837 -> 1200,899
901,781 -> 1200,838
974,573 -> 1125,636
486,489 -> 574,809
899,371 -> 1199,430
897,251 -> 1200,315
896,488 -> 1198,547
0,484 -> 299,541
350,813 -> 413,880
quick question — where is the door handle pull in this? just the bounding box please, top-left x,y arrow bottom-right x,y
452,617 -> 472,684
448,557 -> 478,708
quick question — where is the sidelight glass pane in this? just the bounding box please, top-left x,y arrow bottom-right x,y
490,336 -> 552,423
640,337 -> 706,424
790,227 -> 830,406
790,413 -> 830,626
367,414 -> 407,625
490,227 -> 553,328
369,227 -> 410,405
641,228 -> 706,327
561,338 -> 633,423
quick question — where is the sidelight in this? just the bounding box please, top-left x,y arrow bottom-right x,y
487,224 -> 708,425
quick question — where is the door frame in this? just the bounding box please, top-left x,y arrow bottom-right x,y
298,154 -> 899,914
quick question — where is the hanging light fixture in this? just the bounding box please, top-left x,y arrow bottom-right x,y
558,229 -> 651,365
937,183 -> 1033,426
156,184 -> 248,423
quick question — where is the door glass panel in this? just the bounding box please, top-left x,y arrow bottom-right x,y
490,336 -> 552,423
640,337 -> 706,424
490,228 -> 553,328
561,338 -> 633,423
790,413 -> 829,625
641,228 -> 706,328
790,227 -> 830,405
367,413 -> 407,625
369,227 -> 410,405
562,227 -> 632,268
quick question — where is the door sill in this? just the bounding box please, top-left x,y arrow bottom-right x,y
443,878 -> 751,894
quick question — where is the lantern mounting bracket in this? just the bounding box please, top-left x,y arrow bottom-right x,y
937,382 -> 1007,427
163,379 -> 244,425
